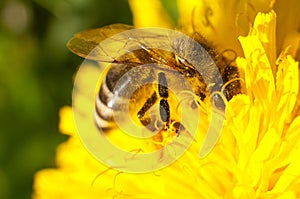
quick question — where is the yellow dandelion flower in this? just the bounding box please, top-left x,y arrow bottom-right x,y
33,1 -> 300,199
129,0 -> 299,60
274,0 -> 300,59
128,0 -> 174,28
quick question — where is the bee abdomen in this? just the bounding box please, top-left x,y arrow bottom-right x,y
94,76 -> 116,130
94,64 -> 133,130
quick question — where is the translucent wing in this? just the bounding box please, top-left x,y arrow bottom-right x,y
67,24 -> 176,63
68,24 -> 223,101
67,24 -> 134,61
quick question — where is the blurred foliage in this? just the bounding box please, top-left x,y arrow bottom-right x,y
160,0 -> 178,25
0,0 -> 132,198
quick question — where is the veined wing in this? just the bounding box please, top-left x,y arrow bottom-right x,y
67,24 -> 181,65
67,24 -> 133,61
67,24 -> 220,94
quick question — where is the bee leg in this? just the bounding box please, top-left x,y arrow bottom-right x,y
157,72 -> 171,124
211,93 -> 226,110
210,65 -> 241,110
222,65 -> 241,100
172,121 -> 185,136
158,72 -> 168,98
159,99 -> 170,123
137,92 -> 157,126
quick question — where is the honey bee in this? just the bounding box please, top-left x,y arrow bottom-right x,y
67,24 -> 241,138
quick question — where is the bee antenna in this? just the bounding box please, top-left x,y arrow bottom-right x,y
176,90 -> 209,114
221,77 -> 244,97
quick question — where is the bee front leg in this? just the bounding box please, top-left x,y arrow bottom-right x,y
137,92 -> 157,126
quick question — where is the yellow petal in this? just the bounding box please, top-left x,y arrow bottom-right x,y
274,0 -> 300,59
276,191 -> 297,199
252,11 -> 277,76
275,55 -> 299,131
272,152 -> 300,194
238,35 -> 275,109
177,0 -> 245,55
34,5 -> 300,199
58,106 -> 76,136
177,0 -> 276,57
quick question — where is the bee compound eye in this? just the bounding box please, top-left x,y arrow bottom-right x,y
185,68 -> 196,77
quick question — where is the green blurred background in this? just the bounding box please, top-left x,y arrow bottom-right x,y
0,0 -> 132,198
